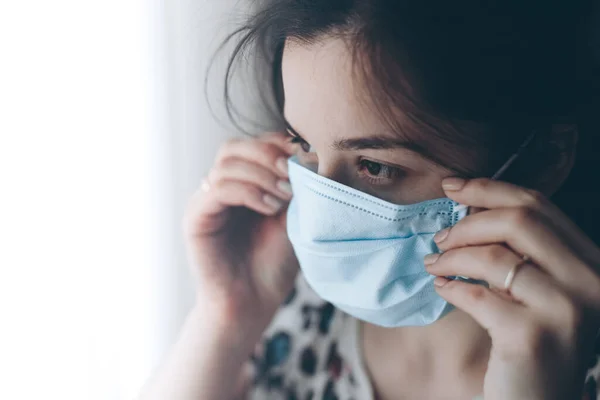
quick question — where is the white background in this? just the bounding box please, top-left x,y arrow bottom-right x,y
0,1 -> 248,399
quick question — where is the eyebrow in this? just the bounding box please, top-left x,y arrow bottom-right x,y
332,136 -> 426,153
285,121 -> 425,154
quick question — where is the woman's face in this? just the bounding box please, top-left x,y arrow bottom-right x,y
281,38 -> 455,205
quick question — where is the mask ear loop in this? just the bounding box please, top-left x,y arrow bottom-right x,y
465,130 -> 537,216
451,131 -> 538,286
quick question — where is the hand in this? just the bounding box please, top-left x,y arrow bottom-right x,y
183,133 -> 300,336
424,178 -> 600,400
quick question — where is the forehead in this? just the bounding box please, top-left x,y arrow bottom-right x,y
281,38 -> 388,140
280,39 -> 500,178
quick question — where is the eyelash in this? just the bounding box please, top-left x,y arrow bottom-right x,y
288,134 -> 404,185
358,159 -> 404,184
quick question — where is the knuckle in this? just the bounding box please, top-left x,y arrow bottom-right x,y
242,182 -> 264,200
221,159 -> 275,186
483,244 -> 511,265
255,173 -> 278,190
510,206 -> 538,227
215,141 -> 235,162
209,178 -> 226,192
464,284 -> 488,303
207,167 -> 222,182
245,188 -> 268,210
255,142 -> 283,161
217,156 -> 236,168
215,157 -> 243,174
521,188 -> 547,207
215,180 -> 261,202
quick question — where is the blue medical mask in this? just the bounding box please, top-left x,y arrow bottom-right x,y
286,133 -> 535,328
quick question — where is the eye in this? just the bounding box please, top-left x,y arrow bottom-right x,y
358,159 -> 404,184
289,136 -> 314,153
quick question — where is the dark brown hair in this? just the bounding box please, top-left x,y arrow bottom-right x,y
213,0 -> 600,241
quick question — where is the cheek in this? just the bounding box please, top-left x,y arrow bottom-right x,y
375,174 -> 447,205
298,151 -> 449,205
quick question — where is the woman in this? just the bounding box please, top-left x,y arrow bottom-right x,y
139,1 -> 600,399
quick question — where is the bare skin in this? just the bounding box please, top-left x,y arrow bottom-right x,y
138,36 -> 599,400
281,38 -> 591,400
281,38 -> 491,400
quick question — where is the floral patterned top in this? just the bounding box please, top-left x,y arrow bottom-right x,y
238,274 -> 600,400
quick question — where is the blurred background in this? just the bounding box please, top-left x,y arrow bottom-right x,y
0,1 -> 251,399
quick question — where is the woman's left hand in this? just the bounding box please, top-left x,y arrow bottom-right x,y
424,177 -> 600,400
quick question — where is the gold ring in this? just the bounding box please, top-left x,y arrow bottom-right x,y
504,255 -> 529,292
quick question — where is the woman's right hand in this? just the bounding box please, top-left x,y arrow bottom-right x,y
183,132 -> 300,336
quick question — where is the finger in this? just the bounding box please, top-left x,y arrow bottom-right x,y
258,131 -> 299,154
201,179 -> 286,216
434,277 -> 526,333
434,208 -> 600,305
209,158 -> 293,201
443,177 -> 600,263
443,177 -> 547,209
434,278 -> 580,359
185,180 -> 286,236
425,244 -> 573,312
216,137 -> 295,179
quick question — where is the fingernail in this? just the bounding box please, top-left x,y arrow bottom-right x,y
263,194 -> 283,211
277,180 -> 293,196
276,158 -> 289,176
433,276 -> 449,287
433,228 -> 450,244
424,253 -> 440,266
442,177 -> 466,191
